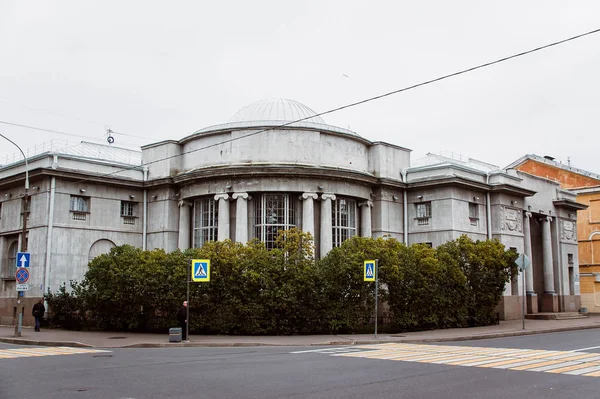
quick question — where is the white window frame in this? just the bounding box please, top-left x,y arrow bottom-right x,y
332,197 -> 357,248
193,197 -> 219,247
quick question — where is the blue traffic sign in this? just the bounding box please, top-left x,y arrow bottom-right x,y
16,252 -> 30,268
191,259 -> 210,282
16,268 -> 29,284
364,260 -> 376,282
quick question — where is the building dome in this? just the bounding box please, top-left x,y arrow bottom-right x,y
229,98 -> 326,124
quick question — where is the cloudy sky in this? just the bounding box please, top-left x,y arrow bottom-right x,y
1,1 -> 599,173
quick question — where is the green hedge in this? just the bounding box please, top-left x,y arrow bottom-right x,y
45,230 -> 517,334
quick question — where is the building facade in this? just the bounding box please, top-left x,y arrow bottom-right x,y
508,154 -> 600,313
0,99 -> 585,325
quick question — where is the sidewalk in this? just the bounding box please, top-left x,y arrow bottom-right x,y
2,316 -> 600,349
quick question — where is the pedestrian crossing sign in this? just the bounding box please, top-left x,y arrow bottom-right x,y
192,259 -> 210,282
364,260 -> 375,282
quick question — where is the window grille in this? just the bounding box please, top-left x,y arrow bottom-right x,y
254,194 -> 297,250
332,197 -> 357,247
194,197 -> 218,247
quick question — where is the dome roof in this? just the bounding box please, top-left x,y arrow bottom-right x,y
229,98 -> 325,124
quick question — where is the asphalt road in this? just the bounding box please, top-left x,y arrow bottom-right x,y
2,329 -> 600,399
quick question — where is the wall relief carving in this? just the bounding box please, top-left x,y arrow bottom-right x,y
560,219 -> 577,242
500,206 -> 522,233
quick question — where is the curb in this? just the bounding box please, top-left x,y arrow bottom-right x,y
2,324 -> 599,349
0,337 -> 93,348
391,324 -> 600,343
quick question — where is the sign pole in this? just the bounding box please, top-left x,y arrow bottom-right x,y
186,259 -> 190,342
522,264 -> 526,330
375,259 -> 379,339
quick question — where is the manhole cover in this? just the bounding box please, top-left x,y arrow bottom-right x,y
108,336 -> 127,339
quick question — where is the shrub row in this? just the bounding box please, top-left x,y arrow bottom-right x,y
45,230 -> 517,334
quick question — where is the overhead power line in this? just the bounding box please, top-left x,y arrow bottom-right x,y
3,26 -> 599,189
75,26 -> 600,183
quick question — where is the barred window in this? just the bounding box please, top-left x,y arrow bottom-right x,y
70,196 -> 89,212
194,197 -> 218,247
415,202 -> 431,226
332,197 -> 356,247
121,201 -> 136,216
254,194 -> 298,250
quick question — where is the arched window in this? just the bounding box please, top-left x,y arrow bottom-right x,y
2,240 -> 18,278
332,197 -> 357,247
88,239 -> 116,264
194,197 -> 218,247
254,194 -> 298,250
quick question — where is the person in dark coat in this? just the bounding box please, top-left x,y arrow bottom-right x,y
177,301 -> 188,340
32,300 -> 45,332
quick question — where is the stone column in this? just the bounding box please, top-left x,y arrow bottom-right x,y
177,200 -> 192,250
214,194 -> 230,241
232,192 -> 249,244
541,216 -> 558,312
359,201 -> 373,238
320,194 -> 336,259
301,193 -> 318,239
523,211 -> 537,313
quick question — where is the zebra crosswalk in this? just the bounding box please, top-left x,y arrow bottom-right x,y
0,346 -> 110,360
295,343 -> 600,378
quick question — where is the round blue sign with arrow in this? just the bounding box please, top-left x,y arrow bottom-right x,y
16,268 -> 29,284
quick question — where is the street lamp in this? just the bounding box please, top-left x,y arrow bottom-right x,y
0,134 -> 29,337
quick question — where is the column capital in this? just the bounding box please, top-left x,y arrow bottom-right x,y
177,200 -> 192,208
358,201 -> 373,208
540,216 -> 553,223
321,194 -> 336,201
214,193 -> 229,201
232,192 -> 250,200
524,211 -> 532,218
300,192 -> 319,200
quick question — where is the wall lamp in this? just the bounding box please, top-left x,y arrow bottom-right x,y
473,196 -> 480,201
317,185 -> 324,191
32,186 -> 40,191
511,200 -> 518,206
151,195 -> 158,200
4,193 -> 11,198
417,195 -> 423,200
225,184 -> 232,190
79,189 -> 86,193
392,195 -> 399,201
129,194 -> 136,199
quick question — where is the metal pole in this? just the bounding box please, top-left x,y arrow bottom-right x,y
522,268 -> 526,330
375,259 -> 379,339
186,259 -> 190,342
1,134 -> 29,338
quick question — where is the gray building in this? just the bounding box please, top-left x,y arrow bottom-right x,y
0,99 -> 584,325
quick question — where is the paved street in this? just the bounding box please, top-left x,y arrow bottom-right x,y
2,330 -> 600,399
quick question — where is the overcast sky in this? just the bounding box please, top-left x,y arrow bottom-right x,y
1,1 -> 599,173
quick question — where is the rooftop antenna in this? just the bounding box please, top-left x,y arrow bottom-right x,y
106,128 -> 115,144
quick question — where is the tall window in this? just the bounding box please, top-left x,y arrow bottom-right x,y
332,197 -> 356,247
415,202 -> 431,226
469,202 -> 479,226
194,197 -> 218,247
3,240 -> 18,278
254,194 -> 298,250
